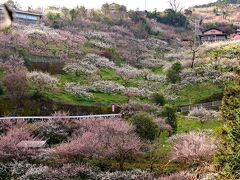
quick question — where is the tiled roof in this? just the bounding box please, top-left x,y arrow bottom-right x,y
202,27 -> 226,33
17,140 -> 47,148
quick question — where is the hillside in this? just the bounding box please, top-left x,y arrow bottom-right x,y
192,6 -> 240,27
0,6 -> 239,115
195,0 -> 240,7
0,3 -> 239,179
191,0 -> 240,27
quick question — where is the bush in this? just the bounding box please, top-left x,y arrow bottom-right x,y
3,70 -> 27,101
121,101 -> 157,118
158,171 -> 193,180
129,112 -> 160,141
166,62 -> 182,84
169,132 -> 218,165
151,93 -> 166,106
50,119 -> 145,170
32,112 -> 74,146
27,71 -> 59,95
161,105 -> 177,134
0,127 -> 37,161
160,9 -> 189,27
188,107 -> 220,122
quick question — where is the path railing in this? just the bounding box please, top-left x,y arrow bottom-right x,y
179,101 -> 221,113
0,114 -> 122,121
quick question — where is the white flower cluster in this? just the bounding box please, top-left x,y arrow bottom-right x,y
110,26 -> 134,37
138,58 -> 164,68
83,54 -> 116,69
124,87 -> 153,97
146,74 -> 165,83
92,81 -> 125,94
27,71 -> 58,91
143,37 -> 169,50
213,58 -> 240,70
89,39 -> 111,49
83,54 -> 145,80
63,61 -> 98,75
80,31 -> 113,44
96,169 -> 152,180
116,64 -> 143,79
65,83 -> 93,98
199,40 -> 237,54
166,67 -> 230,91
180,67 -> 234,86
188,107 -> 220,120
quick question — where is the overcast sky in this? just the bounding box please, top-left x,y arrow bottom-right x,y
1,0 -> 217,11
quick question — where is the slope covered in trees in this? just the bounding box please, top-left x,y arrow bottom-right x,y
0,2 -> 239,179
195,0 -> 240,8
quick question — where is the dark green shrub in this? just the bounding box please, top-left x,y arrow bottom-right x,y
151,93 -> 166,106
171,62 -> 182,72
16,48 -> 28,59
161,105 -> 177,134
129,112 -> 160,141
166,62 -> 182,84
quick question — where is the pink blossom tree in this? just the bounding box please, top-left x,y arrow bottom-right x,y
0,126 -> 37,161
50,119 -> 146,170
169,132 -> 218,165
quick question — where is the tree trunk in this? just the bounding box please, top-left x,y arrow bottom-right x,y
150,162 -> 154,172
119,159 -> 124,171
191,51 -> 196,69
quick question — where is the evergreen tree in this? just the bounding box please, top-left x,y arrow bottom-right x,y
161,105 -> 177,134
215,76 -> 240,179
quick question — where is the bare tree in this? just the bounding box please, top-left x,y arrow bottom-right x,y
218,3 -> 232,20
189,37 -> 200,69
168,0 -> 182,12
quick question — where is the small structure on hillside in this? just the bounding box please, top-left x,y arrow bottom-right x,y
17,140 -> 48,149
236,29 -> 240,35
231,29 -> 240,40
0,5 -> 42,24
199,27 -> 227,42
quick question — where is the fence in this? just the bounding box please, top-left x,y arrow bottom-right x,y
179,101 -> 221,113
0,114 -> 122,121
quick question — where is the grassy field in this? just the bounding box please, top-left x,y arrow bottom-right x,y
170,82 -> 224,107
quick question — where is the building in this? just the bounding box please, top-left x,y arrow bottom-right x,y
236,29 -> 240,35
199,27 -> 228,42
231,29 -> 240,40
17,140 -> 48,149
0,5 -> 42,24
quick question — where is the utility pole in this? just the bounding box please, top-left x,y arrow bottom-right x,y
145,0 -> 147,11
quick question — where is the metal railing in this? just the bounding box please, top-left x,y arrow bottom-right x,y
0,114 -> 122,121
179,101 -> 221,112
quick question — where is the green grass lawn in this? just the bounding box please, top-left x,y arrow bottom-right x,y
177,114 -> 222,133
152,66 -> 166,75
99,69 -> 141,87
99,69 -> 121,81
57,74 -> 88,85
43,90 -> 129,107
171,82 -> 224,106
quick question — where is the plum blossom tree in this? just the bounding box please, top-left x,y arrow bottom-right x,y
0,56 -> 27,108
0,127 -> 36,161
169,132 -> 218,165
3,70 -> 27,101
50,119 -> 146,170
26,71 -> 59,96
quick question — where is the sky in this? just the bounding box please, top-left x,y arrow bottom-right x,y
1,0 -> 217,11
